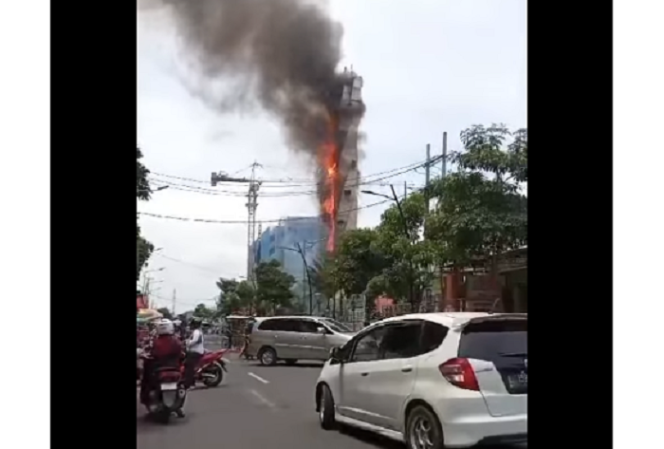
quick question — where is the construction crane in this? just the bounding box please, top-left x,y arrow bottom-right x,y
211,162 -> 262,281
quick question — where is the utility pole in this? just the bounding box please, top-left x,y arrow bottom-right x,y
144,277 -> 151,308
439,131 -> 448,313
425,143 -> 431,212
171,289 -> 176,316
424,143 -> 433,312
211,163 -> 262,282
442,132 -> 448,178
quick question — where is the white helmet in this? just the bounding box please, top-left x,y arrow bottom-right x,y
155,318 -> 174,336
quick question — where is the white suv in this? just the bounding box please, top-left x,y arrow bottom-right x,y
314,312 -> 527,449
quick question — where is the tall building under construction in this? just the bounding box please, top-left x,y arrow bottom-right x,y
329,69 -> 364,247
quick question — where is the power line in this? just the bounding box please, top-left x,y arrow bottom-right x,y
147,160 -> 431,198
156,253 -> 221,275
137,198 -> 393,225
150,293 -> 216,307
149,178 -> 318,197
149,157 -> 438,188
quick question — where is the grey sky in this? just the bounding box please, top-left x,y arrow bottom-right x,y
137,0 -> 526,312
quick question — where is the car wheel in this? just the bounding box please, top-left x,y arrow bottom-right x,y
405,405 -> 444,449
258,347 -> 277,366
284,359 -> 298,366
319,384 -> 336,430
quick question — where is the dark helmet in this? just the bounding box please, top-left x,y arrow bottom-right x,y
190,317 -> 202,328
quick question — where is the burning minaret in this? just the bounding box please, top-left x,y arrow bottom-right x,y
319,68 -> 364,252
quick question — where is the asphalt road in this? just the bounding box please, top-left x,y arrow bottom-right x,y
137,356 -> 526,449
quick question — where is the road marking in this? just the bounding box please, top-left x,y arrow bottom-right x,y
248,372 -> 269,384
249,389 -> 276,410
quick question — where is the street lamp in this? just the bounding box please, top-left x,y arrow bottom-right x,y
362,186 -> 415,308
137,185 -> 169,196
278,242 -> 316,316
361,188 -> 410,239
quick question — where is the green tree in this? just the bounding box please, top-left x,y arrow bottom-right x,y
254,260 -> 295,315
193,303 -> 215,319
136,147 -> 154,280
371,191 -> 434,310
235,281 -> 257,312
156,307 -> 173,320
215,277 -> 256,315
137,147 -> 152,201
333,228 -> 386,296
307,255 -> 339,315
308,255 -> 338,300
426,124 -> 528,271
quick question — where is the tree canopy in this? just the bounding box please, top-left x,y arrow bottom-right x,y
316,124 -> 527,313
136,147 -> 154,281
425,124 -> 527,268
193,303 -> 216,319
215,260 -> 296,316
156,307 -> 174,320
254,260 -> 296,314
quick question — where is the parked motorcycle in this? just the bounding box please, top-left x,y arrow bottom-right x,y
182,349 -> 229,388
140,354 -> 187,424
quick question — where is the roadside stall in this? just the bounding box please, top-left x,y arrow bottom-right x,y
136,309 -> 163,379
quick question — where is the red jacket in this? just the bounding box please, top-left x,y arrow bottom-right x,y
150,335 -> 182,368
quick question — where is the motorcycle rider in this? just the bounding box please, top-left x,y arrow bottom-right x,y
184,317 -> 205,389
140,318 -> 185,418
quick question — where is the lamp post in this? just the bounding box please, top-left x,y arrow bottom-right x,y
361,186 -> 415,308
278,242 -> 316,315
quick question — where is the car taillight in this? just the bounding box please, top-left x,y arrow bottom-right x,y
439,358 -> 479,391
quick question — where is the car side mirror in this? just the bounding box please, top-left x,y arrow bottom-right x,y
329,347 -> 342,363
317,326 -> 327,335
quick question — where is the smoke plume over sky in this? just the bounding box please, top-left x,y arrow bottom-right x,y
137,0 -> 527,308
146,0 -> 347,154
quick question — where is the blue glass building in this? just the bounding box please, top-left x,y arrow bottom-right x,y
253,216 -> 325,290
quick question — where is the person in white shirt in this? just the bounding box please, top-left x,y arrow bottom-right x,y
184,317 -> 205,388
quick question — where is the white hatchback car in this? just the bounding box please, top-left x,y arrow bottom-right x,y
314,312 -> 527,449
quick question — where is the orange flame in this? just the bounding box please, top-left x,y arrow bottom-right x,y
319,114 -> 340,252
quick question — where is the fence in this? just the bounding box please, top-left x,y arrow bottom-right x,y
330,292 -> 442,331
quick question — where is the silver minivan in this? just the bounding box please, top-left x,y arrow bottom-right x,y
248,316 -> 355,366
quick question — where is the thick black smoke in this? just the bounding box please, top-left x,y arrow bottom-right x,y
145,0 -> 350,154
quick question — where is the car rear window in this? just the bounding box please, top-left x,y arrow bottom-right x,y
458,319 -> 527,363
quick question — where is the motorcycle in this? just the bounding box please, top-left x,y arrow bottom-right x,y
140,354 -> 187,424
182,349 -> 229,388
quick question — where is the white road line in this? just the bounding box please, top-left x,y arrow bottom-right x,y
248,372 -> 269,384
249,389 -> 277,410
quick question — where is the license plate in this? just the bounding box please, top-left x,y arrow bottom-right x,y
161,382 -> 178,391
507,372 -> 528,389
